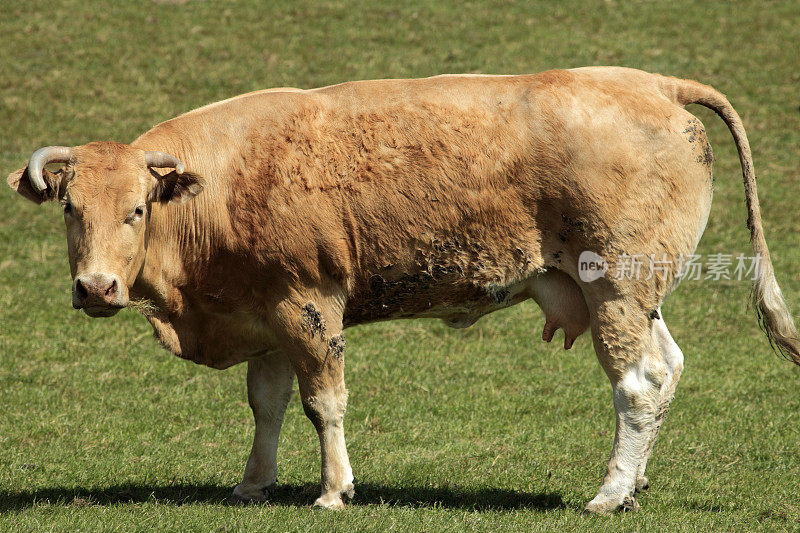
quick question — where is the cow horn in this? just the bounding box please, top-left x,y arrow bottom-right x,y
145,151 -> 185,174
27,146 -> 72,193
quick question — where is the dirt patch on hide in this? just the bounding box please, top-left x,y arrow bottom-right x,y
301,302 -> 326,339
683,117 -> 714,166
328,334 -> 346,361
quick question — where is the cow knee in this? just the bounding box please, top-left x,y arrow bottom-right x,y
614,358 -> 665,420
302,390 -> 348,430
251,389 -> 292,421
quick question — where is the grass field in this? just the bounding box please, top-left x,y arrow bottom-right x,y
2,1 -> 799,531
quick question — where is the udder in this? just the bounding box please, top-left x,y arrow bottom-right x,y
529,270 -> 590,349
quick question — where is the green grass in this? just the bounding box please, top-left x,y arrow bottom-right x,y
2,1 -> 799,531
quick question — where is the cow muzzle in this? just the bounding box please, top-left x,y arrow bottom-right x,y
72,273 -> 128,317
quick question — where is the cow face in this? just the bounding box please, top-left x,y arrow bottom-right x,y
6,142 -> 204,317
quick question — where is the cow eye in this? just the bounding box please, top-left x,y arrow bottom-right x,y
127,204 -> 146,223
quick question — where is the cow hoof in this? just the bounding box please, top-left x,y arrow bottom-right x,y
583,493 -> 639,515
229,482 -> 277,504
635,476 -> 650,493
312,483 -> 355,509
621,494 -> 641,511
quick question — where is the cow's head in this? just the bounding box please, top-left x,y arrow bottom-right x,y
6,141 -> 204,317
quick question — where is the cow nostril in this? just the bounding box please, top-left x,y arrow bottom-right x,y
75,279 -> 89,300
105,279 -> 117,297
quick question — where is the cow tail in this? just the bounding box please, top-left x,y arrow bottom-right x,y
659,75 -> 800,365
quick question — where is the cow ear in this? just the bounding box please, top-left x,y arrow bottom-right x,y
148,169 -> 205,204
6,166 -> 62,204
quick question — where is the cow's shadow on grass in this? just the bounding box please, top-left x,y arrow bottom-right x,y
0,482 -> 564,512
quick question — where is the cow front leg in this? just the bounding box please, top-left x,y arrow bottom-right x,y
232,352 -> 294,502
300,364 -> 353,509
584,301 -> 665,514
272,298 -> 354,508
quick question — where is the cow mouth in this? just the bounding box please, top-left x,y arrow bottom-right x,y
82,305 -> 123,318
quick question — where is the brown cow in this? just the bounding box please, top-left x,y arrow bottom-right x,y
7,67 -> 799,513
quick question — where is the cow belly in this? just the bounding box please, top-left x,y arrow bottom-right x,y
343,270 -> 519,326
344,268 -> 589,349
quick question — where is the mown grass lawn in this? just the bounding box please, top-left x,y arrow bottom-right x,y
1,1 -> 799,531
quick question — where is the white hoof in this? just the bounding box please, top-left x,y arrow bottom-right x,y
312,483 -> 355,509
584,493 -> 639,515
229,482 -> 276,504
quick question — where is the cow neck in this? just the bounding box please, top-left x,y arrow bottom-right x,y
131,194 -> 227,309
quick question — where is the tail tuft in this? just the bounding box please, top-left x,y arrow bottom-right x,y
751,262 -> 800,365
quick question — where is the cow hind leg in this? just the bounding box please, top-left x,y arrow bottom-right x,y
584,298 -> 666,514
232,353 -> 294,502
635,313 -> 684,493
